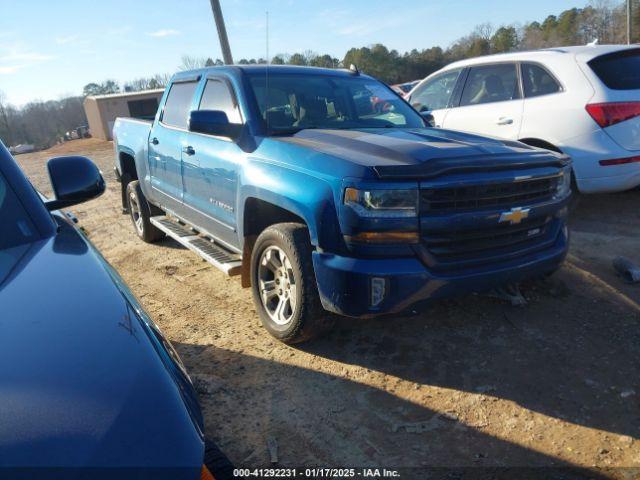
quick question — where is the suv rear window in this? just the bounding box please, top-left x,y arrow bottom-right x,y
522,63 -> 561,97
588,49 -> 640,90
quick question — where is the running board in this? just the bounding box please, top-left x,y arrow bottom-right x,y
150,216 -> 242,276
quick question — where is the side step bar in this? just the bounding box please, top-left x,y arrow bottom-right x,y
150,216 -> 242,276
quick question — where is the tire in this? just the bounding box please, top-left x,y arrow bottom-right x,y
203,440 -> 234,480
120,173 -> 131,214
126,180 -> 165,243
250,223 -> 334,344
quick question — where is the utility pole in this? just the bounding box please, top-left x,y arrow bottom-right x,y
628,0 -> 633,45
209,0 -> 234,64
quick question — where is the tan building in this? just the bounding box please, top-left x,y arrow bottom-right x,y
83,89 -> 164,140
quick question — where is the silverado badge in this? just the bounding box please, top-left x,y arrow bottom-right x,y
499,207 -> 530,225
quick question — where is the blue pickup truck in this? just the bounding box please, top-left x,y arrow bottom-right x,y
113,65 -> 571,344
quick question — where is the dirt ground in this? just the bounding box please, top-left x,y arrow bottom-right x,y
16,139 -> 640,478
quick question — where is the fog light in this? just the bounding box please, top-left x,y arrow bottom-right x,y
370,277 -> 386,307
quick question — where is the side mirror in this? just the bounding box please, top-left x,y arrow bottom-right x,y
45,156 -> 105,211
420,111 -> 435,128
189,110 -> 241,139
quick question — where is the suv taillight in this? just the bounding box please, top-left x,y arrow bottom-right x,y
586,102 -> 640,128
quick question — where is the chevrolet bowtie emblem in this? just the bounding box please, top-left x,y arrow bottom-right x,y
499,207 -> 530,225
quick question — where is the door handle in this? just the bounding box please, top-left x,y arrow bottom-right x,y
150,137 -> 159,145
496,117 -> 513,125
182,146 -> 195,156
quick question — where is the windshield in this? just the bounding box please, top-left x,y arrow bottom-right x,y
248,73 -> 425,134
0,168 -> 39,250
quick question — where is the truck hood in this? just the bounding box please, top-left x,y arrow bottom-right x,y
0,220 -> 203,475
276,128 -> 567,179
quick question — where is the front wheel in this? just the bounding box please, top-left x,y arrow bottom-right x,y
250,223 -> 333,344
126,180 -> 165,243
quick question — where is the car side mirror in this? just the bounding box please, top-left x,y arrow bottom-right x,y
189,110 -> 241,140
45,156 -> 105,211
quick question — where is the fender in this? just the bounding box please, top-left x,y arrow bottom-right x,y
115,144 -> 136,173
238,162 -> 344,253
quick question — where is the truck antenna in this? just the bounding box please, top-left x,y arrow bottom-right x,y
266,10 -> 270,132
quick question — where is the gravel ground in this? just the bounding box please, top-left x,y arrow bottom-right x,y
15,139 -> 640,478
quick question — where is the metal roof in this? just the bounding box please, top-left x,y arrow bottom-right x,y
87,88 -> 165,101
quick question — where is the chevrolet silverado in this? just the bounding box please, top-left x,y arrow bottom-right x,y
113,65 -> 571,344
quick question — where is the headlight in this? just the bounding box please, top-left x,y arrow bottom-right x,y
344,188 -> 418,217
554,166 -> 572,199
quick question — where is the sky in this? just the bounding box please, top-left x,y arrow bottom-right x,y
0,0 -> 587,106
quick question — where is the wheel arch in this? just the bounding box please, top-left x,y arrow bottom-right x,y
118,149 -> 139,212
239,196 -> 309,288
518,137 -> 563,154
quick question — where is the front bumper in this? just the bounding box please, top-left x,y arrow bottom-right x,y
312,224 -> 568,318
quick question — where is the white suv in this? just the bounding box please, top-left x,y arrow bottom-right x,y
407,45 -> 640,193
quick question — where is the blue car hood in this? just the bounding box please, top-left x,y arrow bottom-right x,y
275,128 -> 567,178
0,220 -> 203,476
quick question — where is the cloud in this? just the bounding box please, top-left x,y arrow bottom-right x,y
55,35 -> 79,45
337,22 -> 379,37
0,51 -> 54,62
327,6 -> 435,38
0,45 -> 54,75
147,29 -> 180,38
0,65 -> 20,74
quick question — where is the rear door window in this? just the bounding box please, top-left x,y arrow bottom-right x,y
460,63 -> 520,106
162,81 -> 198,128
522,63 -> 561,97
199,79 -> 242,123
410,69 -> 461,112
588,49 -> 640,90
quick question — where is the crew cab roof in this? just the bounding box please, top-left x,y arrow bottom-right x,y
172,64 -> 372,82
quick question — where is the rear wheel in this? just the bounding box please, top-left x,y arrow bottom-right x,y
126,180 -> 165,243
250,223 -> 333,344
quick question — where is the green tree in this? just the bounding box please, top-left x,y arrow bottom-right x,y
309,54 -> 335,68
491,26 -> 518,53
82,80 -> 120,97
556,8 -> 580,44
288,53 -> 307,66
82,83 -> 102,96
343,44 -> 402,83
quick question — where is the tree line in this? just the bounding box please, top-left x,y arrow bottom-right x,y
1,0 -> 637,149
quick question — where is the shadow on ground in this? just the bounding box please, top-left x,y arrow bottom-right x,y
175,341 -> 616,479
299,269 -> 640,441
